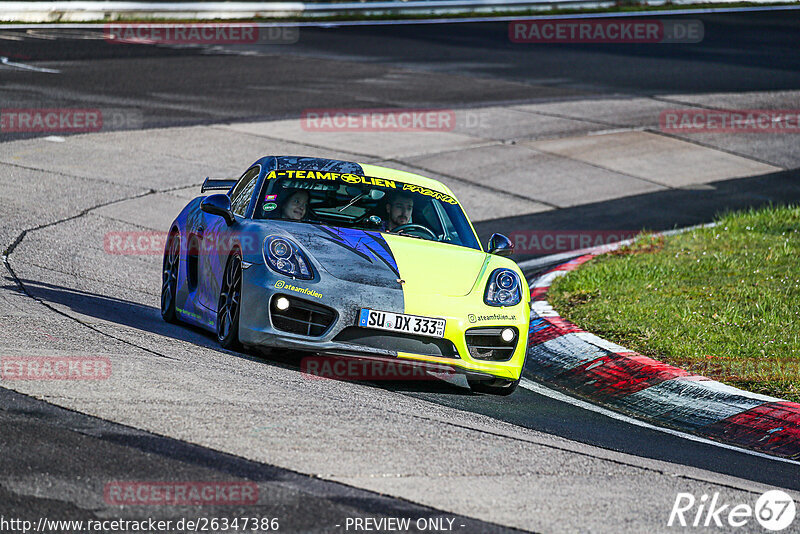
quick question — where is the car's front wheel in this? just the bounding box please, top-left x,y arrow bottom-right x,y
468,376 -> 520,396
161,232 -> 180,323
217,251 -> 243,350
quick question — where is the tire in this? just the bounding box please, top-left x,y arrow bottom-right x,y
467,376 -> 520,396
217,250 -> 243,350
161,232 -> 180,323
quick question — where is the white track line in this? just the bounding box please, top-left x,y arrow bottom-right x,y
0,5 -> 798,28
0,56 -> 60,73
520,378 -> 800,466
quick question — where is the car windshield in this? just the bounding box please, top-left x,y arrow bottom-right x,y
254,173 -> 481,250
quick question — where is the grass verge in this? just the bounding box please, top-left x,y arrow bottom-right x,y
547,205 -> 800,402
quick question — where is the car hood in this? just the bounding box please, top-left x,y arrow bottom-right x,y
280,223 -> 487,296
383,234 -> 488,297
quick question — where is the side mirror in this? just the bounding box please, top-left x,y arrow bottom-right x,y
201,194 -> 235,226
488,233 -> 514,257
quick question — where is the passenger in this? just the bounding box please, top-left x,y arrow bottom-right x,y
281,190 -> 309,221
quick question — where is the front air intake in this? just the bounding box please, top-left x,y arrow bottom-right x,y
465,327 -> 518,361
333,327 -> 459,359
270,295 -> 336,337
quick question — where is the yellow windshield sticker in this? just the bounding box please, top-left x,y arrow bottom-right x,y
340,175 -> 396,188
265,170 -> 456,204
402,183 -> 457,204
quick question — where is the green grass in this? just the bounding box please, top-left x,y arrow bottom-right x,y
547,205 -> 800,402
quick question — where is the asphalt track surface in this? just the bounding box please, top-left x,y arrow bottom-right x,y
2,11 -> 800,136
2,9 -> 800,532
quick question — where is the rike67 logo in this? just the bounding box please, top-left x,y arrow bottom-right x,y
669,490 -> 796,531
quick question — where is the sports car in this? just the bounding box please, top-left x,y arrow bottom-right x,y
161,156 -> 530,394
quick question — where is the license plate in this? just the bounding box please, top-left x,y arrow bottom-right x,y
358,309 -> 446,338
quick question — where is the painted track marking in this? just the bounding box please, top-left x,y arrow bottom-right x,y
520,378 -> 800,467
0,56 -> 60,73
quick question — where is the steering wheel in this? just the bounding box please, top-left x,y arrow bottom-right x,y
392,223 -> 438,241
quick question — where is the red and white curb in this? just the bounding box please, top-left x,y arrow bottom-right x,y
524,247 -> 800,461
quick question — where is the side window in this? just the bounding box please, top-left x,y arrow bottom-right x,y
230,167 -> 260,218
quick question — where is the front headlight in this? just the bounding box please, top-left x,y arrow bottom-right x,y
484,268 -> 522,307
263,236 -> 313,280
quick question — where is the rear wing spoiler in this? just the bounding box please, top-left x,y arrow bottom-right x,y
201,177 -> 237,193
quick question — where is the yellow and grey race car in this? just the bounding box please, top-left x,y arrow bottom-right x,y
162,156 -> 529,394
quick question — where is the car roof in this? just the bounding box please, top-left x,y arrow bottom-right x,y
358,163 -> 456,197
267,156 -> 456,199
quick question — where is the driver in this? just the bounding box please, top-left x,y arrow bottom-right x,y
382,192 -> 414,232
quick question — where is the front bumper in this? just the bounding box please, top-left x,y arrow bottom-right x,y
238,264 -> 529,381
